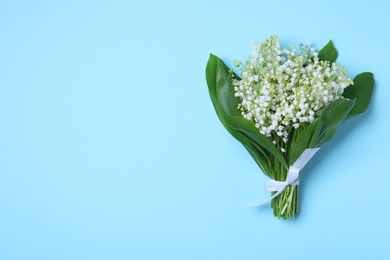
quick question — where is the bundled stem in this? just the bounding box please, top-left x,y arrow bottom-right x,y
269,126 -> 304,219
271,181 -> 300,219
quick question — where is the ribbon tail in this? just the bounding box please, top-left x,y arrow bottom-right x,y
244,187 -> 285,207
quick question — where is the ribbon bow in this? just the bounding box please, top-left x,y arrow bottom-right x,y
245,148 -> 320,207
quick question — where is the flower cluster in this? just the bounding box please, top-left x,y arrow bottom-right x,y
230,35 -> 352,144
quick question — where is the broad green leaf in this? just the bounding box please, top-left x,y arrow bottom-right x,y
290,118 -> 323,165
225,116 -> 288,169
318,40 -> 338,64
243,143 -> 271,175
320,98 -> 355,129
205,54 -> 271,172
315,127 -> 338,147
206,54 -> 248,143
206,54 -> 219,101
315,98 -> 355,146
343,72 -> 374,119
212,60 -> 286,169
216,60 -> 241,117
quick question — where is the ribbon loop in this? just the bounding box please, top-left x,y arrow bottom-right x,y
245,148 -> 320,207
263,179 -> 286,192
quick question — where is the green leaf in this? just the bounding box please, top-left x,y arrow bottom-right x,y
318,40 -> 338,64
206,54 -> 219,102
206,54 -> 245,142
343,72 -> 374,119
205,54 -> 271,171
210,58 -> 286,169
315,127 -> 338,148
206,54 -> 248,143
215,59 -> 241,117
290,118 -> 323,165
315,98 -> 355,146
320,98 -> 355,129
243,142 -> 271,175
225,116 -> 289,169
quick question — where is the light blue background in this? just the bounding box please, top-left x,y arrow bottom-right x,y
1,0 -> 389,259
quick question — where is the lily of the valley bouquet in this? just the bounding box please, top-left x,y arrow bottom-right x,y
205,35 -> 374,219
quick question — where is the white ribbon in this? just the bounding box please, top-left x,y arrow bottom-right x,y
245,148 -> 320,207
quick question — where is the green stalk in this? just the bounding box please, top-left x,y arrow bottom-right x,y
269,126 -> 305,219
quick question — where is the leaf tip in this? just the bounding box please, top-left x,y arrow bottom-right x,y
363,71 -> 374,77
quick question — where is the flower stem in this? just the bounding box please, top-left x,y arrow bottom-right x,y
271,184 -> 299,219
